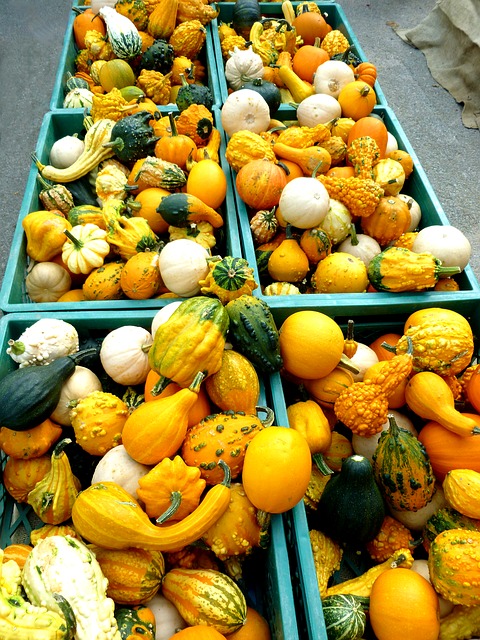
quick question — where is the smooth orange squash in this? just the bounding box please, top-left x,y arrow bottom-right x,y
122,371 -> 205,465
418,414 -> 480,482
405,372 -> 480,437
267,226 -> 310,283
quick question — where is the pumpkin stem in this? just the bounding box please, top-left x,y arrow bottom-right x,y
337,353 -> 360,375
343,319 -> 358,358
150,375 -> 172,397
167,111 -> 179,137
156,491 -> 182,524
7,339 -> 25,356
312,453 -> 334,475
349,223 -> 359,246
64,229 -> 84,249
256,405 -> 275,427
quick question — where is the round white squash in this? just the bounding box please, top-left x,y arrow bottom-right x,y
296,93 -> 342,127
411,224 -> 471,271
49,135 -> 85,169
278,177 -> 330,229
91,445 -> 151,500
313,60 -> 355,98
159,239 -> 211,297
397,193 -> 422,231
221,88 -> 270,136
224,46 -> 264,90
384,131 -> 398,155
349,342 -> 379,382
338,232 -> 382,266
50,366 -> 103,426
151,301 -> 183,338
100,325 -> 153,385
146,593 -> 187,640
352,410 -> 417,461
25,262 -> 72,302
389,484 -> 447,531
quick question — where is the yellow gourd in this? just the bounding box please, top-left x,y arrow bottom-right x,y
267,225 -> 310,283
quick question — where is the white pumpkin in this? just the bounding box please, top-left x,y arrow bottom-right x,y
159,239 -> 210,297
349,342 -> 379,382
221,88 -> 271,136
313,60 -> 355,98
318,198 -> 352,244
91,445 -> 151,500
278,177 -> 330,229
49,135 -> 85,169
151,301 -> 183,338
296,93 -> 342,127
397,193 -> 422,231
100,325 -> 153,385
25,261 -> 72,302
50,366 -> 103,426
411,224 -> 471,271
338,231 -> 382,266
224,46 -> 264,90
384,131 -> 398,155
352,410 -> 417,461
146,593 -> 187,640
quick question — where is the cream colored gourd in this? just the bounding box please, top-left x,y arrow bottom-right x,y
225,46 -> 264,90
90,445 -> 151,500
411,225 -> 471,271
278,177 -> 330,229
221,89 -> 271,136
49,135 -> 85,169
50,366 -> 103,426
100,326 -> 153,386
159,239 -> 211,297
338,231 -> 382,266
151,301 -> 183,338
296,93 -> 342,127
313,60 -> 355,98
397,194 -> 422,231
25,262 -> 72,302
349,343 -> 379,382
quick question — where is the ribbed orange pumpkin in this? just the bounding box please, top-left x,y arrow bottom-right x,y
90,546 -> 165,604
235,160 -> 288,210
361,196 -> 411,246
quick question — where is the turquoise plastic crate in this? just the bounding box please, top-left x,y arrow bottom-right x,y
51,6 -> 222,111
267,307 -> 480,640
212,2 -> 389,110
231,104 -> 480,324
0,108 -> 242,313
0,310 -> 299,640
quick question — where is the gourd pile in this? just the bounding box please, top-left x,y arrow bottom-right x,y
218,0 -> 473,295
277,306 -> 480,640
2,0 -> 480,639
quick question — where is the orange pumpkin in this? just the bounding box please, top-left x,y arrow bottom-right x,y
73,8 -> 106,49
347,115 -> 388,158
132,187 -> 171,235
236,160 -> 288,210
242,426 -> 312,513
361,196 -> 411,246
355,61 -> 377,87
228,607 -> 271,640
338,81 -> 377,120
299,226 -> 332,264
82,260 -> 125,301
154,112 -> 197,170
292,9 -> 331,45
120,250 -> 164,300
292,40 -> 329,82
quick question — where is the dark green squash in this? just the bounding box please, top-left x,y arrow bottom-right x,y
312,454 -> 385,546
176,74 -> 214,112
232,0 -> 262,38
139,39 -> 175,74
67,174 -> 99,207
0,348 -> 98,431
115,604 -> 156,640
331,46 -> 362,69
240,78 -> 282,116
103,110 -> 160,162
225,295 -> 283,374
322,594 -> 369,640
372,414 -> 435,512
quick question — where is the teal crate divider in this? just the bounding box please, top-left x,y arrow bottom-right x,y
212,2 -> 389,110
230,104 -> 480,324
0,311 -> 299,640
51,6 -> 222,111
0,108 -> 242,313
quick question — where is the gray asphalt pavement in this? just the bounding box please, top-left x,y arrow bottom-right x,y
1,0 -> 479,300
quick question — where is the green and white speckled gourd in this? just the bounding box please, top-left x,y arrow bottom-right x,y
22,535 -> 121,640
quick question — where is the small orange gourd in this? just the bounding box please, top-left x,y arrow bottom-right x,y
122,371 -> 206,465
299,227 -> 332,264
405,372 -> 480,437
273,142 -> 331,176
304,367 -> 355,409
361,196 -> 411,247
236,159 -> 288,210
0,418 -> 62,459
287,399 -> 332,455
120,250 -> 163,300
154,111 -> 197,170
267,225 -> 310,283
2,455 -> 52,503
338,80 -> 377,120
